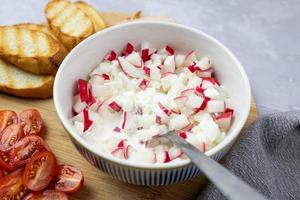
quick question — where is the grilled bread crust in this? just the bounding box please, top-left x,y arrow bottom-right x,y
74,1 -> 106,32
0,58 -> 54,98
0,26 -> 68,75
45,0 -> 95,51
14,23 -> 58,40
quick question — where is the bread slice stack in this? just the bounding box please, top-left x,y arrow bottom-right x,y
0,0 -> 145,98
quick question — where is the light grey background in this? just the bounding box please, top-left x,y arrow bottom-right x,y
1,0 -> 299,114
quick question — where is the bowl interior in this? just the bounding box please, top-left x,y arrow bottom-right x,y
54,21 -> 251,169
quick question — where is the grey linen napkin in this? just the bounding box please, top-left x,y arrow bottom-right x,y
197,111 -> 300,200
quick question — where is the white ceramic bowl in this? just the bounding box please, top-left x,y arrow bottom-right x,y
54,21 -> 251,186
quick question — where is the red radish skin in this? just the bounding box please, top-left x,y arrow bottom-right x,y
102,74 -> 110,80
83,109 -> 93,132
139,79 -> 150,90
122,43 -> 134,56
118,57 -> 144,78
195,86 -> 205,96
143,66 -> 151,76
88,93 -> 96,106
111,148 -> 124,158
164,151 -> 171,163
108,101 -> 122,112
179,131 -> 187,139
156,115 -> 162,125
165,45 -> 175,55
105,51 -> 117,61
181,88 -> 195,96
194,97 -> 210,113
179,124 -> 193,132
158,103 -> 172,116
201,77 -> 219,85
201,142 -> 206,152
113,127 -> 121,133
117,140 -> 125,148
122,112 -> 127,129
78,79 -> 89,103
141,49 -> 150,62
225,108 -> 234,115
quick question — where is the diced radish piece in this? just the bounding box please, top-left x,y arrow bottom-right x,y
200,142 -> 206,152
179,123 -> 193,132
113,126 -> 121,133
83,109 -> 93,132
73,95 -> 87,114
111,147 -> 125,159
197,69 -> 213,78
215,110 -> 233,130
183,51 -> 197,66
105,51 -> 117,61
102,74 -> 110,80
186,94 -> 204,109
150,67 -> 161,81
156,115 -> 162,125
174,95 -> 188,108
161,72 -> 175,78
202,77 -> 219,85
168,147 -> 183,160
175,54 -> 185,68
108,101 -> 122,112
89,74 -> 105,85
169,114 -> 190,130
139,78 -> 150,90
179,131 -> 187,139
181,88 -> 195,96
207,100 -> 225,113
195,57 -> 211,70
180,106 -> 194,116
195,86 -> 205,96
122,111 -> 127,129
78,79 -> 89,103
122,42 -> 134,56
158,102 -> 172,116
225,108 -> 234,114
143,66 -> 151,76
128,150 -> 156,163
187,62 -> 197,73
117,139 -> 125,148
91,85 -> 112,98
161,55 -> 175,73
89,99 -> 105,112
194,97 -> 210,113
88,92 -> 96,106
141,49 -> 150,62
118,57 -> 144,78
165,45 -> 175,55
193,111 -> 212,123
126,52 -> 142,67
156,151 -> 171,163
187,76 -> 202,88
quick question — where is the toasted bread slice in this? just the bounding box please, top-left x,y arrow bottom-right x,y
45,0 -> 94,51
0,58 -> 54,98
14,23 -> 58,40
99,11 -> 142,27
74,1 -> 106,32
0,26 -> 68,75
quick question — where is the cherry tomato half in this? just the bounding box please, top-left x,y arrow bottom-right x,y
0,124 -> 24,151
9,135 -> 51,168
0,151 -> 16,172
23,151 -> 56,191
0,168 -> 29,199
0,110 -> 18,133
19,109 -> 44,136
23,190 -> 68,200
51,165 -> 84,193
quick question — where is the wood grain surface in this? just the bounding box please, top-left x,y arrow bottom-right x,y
0,93 -> 257,200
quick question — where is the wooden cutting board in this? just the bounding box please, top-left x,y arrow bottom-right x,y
0,93 -> 257,200
0,11 -> 258,200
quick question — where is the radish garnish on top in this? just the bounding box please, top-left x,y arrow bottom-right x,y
71,42 -> 234,164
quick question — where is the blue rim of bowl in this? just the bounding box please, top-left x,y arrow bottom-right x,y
53,21 -> 251,170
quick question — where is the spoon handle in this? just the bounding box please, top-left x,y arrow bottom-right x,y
164,130 -> 267,200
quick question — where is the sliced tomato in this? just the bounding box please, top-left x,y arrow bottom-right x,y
0,124 -> 24,151
19,109 -> 44,136
23,151 -> 56,191
0,168 -> 29,199
9,135 -> 51,168
0,151 -> 16,172
0,110 -> 18,133
23,190 -> 68,200
51,165 -> 84,193
0,169 -> 3,178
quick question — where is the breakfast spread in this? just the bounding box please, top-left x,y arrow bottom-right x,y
0,0 -> 142,99
0,109 -> 84,199
71,43 -> 234,164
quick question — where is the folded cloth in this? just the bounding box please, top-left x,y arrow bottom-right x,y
197,111 -> 300,200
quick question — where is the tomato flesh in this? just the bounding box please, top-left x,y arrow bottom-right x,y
23,151 -> 56,191
0,168 -> 28,199
52,165 -> 84,193
9,135 -> 51,168
0,124 -> 24,151
23,190 -> 68,200
19,109 -> 44,136
0,110 -> 18,133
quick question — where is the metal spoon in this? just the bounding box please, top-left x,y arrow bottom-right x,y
163,130 -> 267,200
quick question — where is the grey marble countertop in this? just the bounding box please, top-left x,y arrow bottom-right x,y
1,0 -> 299,115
